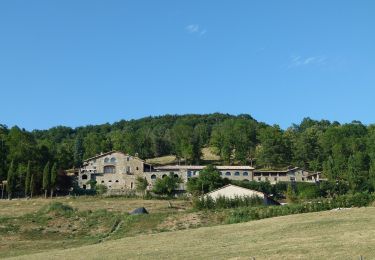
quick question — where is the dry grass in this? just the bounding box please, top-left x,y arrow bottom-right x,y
8,207 -> 375,260
146,155 -> 178,165
0,197 -> 191,217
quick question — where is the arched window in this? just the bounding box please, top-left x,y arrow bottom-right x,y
110,157 -> 116,163
104,165 -> 116,174
174,174 -> 179,178
243,172 -> 249,176
234,172 -> 240,176
151,174 -> 157,180
225,172 -> 231,176
104,157 -> 109,163
162,174 -> 167,179
82,174 -> 88,180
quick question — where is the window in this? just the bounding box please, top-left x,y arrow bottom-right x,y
108,180 -> 112,182
258,177 -> 261,181
131,182 -> 133,189
162,174 -> 167,178
126,166 -> 131,173
174,174 -> 179,178
243,172 -> 249,176
254,172 -> 261,177
274,177 -> 277,181
82,174 -> 88,180
271,173 -> 278,177
104,157 -> 109,163
110,157 -> 116,163
187,171 -> 192,177
104,165 -> 116,174
290,177 -> 296,182
302,177 -> 305,181
127,157 -> 130,162
115,180 -> 119,183
225,172 -> 231,176
136,167 -> 139,171
82,185 -> 86,190
101,180 -> 104,183
151,174 -> 157,180
234,172 -> 240,176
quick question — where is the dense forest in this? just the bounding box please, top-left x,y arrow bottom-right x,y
1,113 -> 375,196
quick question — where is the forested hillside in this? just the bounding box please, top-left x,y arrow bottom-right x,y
1,113 -> 375,195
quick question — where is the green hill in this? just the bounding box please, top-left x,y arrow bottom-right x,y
9,207 -> 375,259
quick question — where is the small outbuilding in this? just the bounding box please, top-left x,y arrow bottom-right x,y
204,184 -> 280,206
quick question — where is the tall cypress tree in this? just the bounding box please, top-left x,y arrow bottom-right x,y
73,136 -> 84,167
30,173 -> 35,199
6,160 -> 16,199
42,162 -> 50,198
25,161 -> 31,197
50,162 -> 57,198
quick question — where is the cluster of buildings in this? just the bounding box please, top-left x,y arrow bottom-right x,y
76,151 -> 322,191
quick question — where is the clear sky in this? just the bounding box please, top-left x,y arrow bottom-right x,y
0,1 -> 374,130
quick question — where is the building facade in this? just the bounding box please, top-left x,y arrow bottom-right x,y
76,151 -> 322,191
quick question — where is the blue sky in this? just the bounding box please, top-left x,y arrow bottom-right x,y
0,1 -> 374,130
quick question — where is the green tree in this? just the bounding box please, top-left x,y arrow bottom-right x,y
6,160 -> 16,199
187,165 -> 225,195
30,173 -> 35,198
42,162 -> 50,198
50,162 -> 58,198
25,161 -> 31,197
136,176 -> 148,197
73,135 -> 84,167
152,173 -> 182,196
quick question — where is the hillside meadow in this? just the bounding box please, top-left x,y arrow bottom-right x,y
6,206 -> 375,260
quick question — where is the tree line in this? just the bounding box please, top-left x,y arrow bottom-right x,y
1,113 -> 375,196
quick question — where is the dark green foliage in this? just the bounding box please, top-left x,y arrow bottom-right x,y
152,173 -> 182,196
96,184 -> 108,195
25,161 -> 31,196
6,160 -> 16,198
42,162 -> 50,197
187,165 -> 227,195
50,162 -> 58,197
193,195 -> 264,210
226,193 -> 375,224
136,176 -> 148,195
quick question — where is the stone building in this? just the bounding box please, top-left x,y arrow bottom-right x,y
76,151 -> 322,191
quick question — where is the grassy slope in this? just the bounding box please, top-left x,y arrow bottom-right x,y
9,207 -> 375,260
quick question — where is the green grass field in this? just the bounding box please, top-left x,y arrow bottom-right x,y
3,200 -> 375,259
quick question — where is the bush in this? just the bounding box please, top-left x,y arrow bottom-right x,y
96,184 -> 108,195
193,195 -> 264,210
39,202 -> 74,217
226,192 -> 375,224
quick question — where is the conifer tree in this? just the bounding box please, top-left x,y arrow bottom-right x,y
50,162 -> 58,198
42,162 -> 50,198
30,173 -> 35,198
6,160 -> 16,199
25,161 -> 31,197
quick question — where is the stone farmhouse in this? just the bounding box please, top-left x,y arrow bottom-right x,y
77,151 -> 322,191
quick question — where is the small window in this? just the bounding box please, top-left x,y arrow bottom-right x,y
110,157 -> 116,163
274,177 -> 277,181
82,174 -> 88,180
225,172 -> 231,176
234,172 -> 240,176
126,166 -> 131,173
254,172 -> 261,177
174,174 -> 179,178
82,185 -> 86,190
104,157 -> 109,163
243,172 -> 248,176
136,167 -> 139,171
131,182 -> 133,189
187,171 -> 192,177
151,174 -> 156,180
302,177 -> 305,181
108,180 -> 112,182
258,177 -> 261,181
101,180 -> 104,183
115,180 -> 119,183
162,174 -> 167,178
290,177 -> 296,182
127,157 -> 130,161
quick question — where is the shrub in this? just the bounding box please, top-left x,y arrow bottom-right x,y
96,184 -> 108,195
39,202 -> 74,217
193,195 -> 264,210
